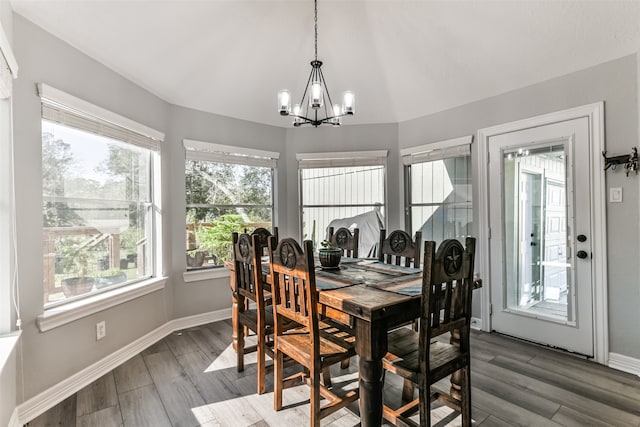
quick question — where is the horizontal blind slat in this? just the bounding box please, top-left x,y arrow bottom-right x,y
403,144 -> 471,165
298,156 -> 386,169
41,103 -> 160,151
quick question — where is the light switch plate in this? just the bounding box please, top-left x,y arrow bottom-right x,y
610,187 -> 623,203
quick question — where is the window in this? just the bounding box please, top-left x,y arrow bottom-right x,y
298,151 -> 387,256
1,22 -> 18,331
403,137 -> 472,243
184,140 -> 278,269
40,85 -> 163,307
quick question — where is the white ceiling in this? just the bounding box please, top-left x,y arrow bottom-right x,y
10,0 -> 640,128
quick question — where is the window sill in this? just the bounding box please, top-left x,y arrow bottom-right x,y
0,330 -> 21,373
183,267 -> 230,283
37,277 -> 167,332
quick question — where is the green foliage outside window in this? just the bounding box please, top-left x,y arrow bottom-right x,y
185,159 -> 273,268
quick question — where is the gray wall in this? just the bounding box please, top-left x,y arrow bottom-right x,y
166,105 -> 286,319
12,15 -> 172,400
10,13 -> 290,401
399,54 -> 640,358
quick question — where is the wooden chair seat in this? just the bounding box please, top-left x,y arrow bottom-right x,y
241,305 -> 297,338
276,318 -> 356,367
384,328 -> 467,385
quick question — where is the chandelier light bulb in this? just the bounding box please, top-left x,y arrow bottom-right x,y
278,90 -> 291,115
332,104 -> 342,125
342,91 -> 355,115
292,103 -> 303,126
310,81 -> 323,109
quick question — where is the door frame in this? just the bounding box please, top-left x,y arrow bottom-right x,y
476,102 -> 608,364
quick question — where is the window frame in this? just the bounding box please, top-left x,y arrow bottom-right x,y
297,150 -> 388,247
402,136 -> 473,239
38,84 -> 164,311
183,139 -> 278,271
0,20 -> 18,334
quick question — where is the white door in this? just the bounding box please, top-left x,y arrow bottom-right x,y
488,117 -> 594,356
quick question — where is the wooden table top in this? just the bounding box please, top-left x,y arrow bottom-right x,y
228,256 -> 481,325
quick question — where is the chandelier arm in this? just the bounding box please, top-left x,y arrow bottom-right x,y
299,68 -> 314,109
317,67 -> 335,110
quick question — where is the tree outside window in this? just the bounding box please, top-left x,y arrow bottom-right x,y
185,159 -> 274,269
42,119 -> 155,306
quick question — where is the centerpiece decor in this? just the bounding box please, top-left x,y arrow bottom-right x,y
318,240 -> 342,268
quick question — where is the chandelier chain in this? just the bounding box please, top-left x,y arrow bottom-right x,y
314,0 -> 318,61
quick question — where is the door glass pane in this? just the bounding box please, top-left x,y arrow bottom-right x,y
503,144 -> 570,321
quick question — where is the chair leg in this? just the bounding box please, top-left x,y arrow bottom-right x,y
274,350 -> 283,411
237,322 -> 245,372
419,385 -> 430,427
311,366 -> 321,427
461,367 -> 471,427
256,333 -> 266,395
322,367 -> 332,387
340,358 -> 350,369
402,379 -> 414,402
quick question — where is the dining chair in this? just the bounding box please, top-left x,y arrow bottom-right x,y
232,231 -> 274,395
245,226 -> 279,255
326,226 -> 360,370
382,237 -> 476,427
379,229 -> 422,268
268,236 -> 359,427
327,226 -> 359,258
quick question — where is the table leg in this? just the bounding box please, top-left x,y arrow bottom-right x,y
355,319 -> 386,427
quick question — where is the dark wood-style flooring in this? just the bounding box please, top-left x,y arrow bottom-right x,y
27,320 -> 640,426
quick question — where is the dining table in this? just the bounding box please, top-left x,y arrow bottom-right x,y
227,256 -> 481,427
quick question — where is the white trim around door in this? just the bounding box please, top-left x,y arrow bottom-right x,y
476,102 -> 608,364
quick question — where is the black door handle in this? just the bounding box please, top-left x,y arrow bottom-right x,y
577,250 -> 588,259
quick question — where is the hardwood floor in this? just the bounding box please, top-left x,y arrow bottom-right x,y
27,320 -> 640,426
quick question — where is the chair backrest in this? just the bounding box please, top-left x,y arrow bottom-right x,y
268,237 -> 319,355
244,226 -> 279,256
232,232 -> 265,305
328,226 -> 360,258
378,229 -> 422,267
420,237 -> 476,346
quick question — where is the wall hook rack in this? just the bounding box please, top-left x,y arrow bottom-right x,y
602,147 -> 638,176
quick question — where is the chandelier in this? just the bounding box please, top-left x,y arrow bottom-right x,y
277,0 -> 354,127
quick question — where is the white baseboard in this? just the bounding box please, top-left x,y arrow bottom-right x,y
608,352 -> 640,377
16,308 -> 232,425
470,317 -> 482,331
7,408 -> 20,427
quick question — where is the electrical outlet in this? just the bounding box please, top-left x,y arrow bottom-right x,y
96,321 -> 106,340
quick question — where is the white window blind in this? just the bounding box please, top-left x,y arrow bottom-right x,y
184,139 -> 279,168
38,84 -> 164,150
401,136 -> 472,165
297,150 -> 388,169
